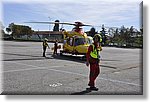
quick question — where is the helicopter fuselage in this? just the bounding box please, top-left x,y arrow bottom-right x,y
60,31 -> 93,55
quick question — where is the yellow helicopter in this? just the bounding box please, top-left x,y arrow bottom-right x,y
60,21 -> 94,55
25,21 -> 94,56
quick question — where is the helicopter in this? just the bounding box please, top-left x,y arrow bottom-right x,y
61,22 -> 94,55
24,21 -> 95,56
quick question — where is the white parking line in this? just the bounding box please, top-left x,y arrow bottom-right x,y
2,61 -> 141,87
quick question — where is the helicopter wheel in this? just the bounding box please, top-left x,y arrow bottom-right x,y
81,55 -> 86,60
60,50 -> 63,56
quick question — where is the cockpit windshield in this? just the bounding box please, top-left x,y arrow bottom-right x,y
74,37 -> 93,46
86,37 -> 93,45
74,38 -> 85,46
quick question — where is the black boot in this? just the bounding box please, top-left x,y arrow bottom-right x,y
89,87 -> 99,91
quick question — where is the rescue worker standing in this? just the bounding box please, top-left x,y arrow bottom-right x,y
53,40 -> 58,55
86,34 -> 102,91
42,38 -> 50,57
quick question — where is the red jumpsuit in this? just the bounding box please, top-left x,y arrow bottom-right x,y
86,43 -> 100,87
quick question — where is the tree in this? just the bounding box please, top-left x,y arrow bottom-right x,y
114,28 -> 119,37
111,25 -> 142,48
135,27 -> 143,48
6,28 -> 11,34
7,23 -> 33,39
100,25 -> 107,45
5,23 -> 14,38
119,25 -> 130,46
112,28 -> 120,45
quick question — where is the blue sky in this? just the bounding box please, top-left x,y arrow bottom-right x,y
2,0 -> 142,32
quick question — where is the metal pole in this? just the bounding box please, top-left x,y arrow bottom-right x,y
48,17 -> 51,31
48,17 -> 51,41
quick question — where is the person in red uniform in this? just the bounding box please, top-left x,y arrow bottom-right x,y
86,34 -> 102,91
53,39 -> 58,55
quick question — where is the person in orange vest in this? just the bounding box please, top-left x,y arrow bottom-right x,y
86,34 -> 102,91
42,38 -> 50,57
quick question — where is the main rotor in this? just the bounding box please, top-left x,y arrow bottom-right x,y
24,21 -> 92,27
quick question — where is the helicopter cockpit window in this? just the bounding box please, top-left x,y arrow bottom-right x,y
86,37 -> 93,44
63,39 -> 67,44
74,38 -> 85,46
69,38 -> 73,46
66,37 -> 73,46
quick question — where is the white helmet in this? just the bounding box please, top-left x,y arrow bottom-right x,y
44,38 -> 48,41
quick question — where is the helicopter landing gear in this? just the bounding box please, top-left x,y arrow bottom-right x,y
81,55 -> 86,60
60,50 -> 63,56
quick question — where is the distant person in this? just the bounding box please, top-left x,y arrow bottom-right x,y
86,34 -> 102,91
53,40 -> 58,55
42,38 -> 50,57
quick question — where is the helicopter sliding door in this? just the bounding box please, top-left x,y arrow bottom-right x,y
63,37 -> 74,53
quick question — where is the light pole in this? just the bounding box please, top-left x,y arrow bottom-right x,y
48,17 -> 51,31
48,17 -> 51,40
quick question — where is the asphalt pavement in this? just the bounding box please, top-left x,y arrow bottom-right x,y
1,41 -> 143,95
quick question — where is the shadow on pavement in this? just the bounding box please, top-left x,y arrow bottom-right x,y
2,53 -> 54,61
3,57 -> 54,61
71,89 -> 92,95
52,54 -> 85,63
52,54 -> 118,69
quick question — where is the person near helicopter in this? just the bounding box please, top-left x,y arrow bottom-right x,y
53,39 -> 58,55
86,34 -> 102,91
42,38 -> 50,57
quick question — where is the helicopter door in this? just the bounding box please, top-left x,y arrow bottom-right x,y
65,37 -> 74,52
72,37 -> 76,54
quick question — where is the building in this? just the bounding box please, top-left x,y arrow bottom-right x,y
14,31 -> 64,42
32,31 -> 63,42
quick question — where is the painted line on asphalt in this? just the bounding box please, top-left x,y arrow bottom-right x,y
2,61 -> 142,87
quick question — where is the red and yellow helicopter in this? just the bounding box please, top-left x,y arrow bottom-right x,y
25,21 -> 95,56
59,21 -> 94,55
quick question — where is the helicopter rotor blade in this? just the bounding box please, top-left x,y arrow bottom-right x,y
24,21 -> 92,26
24,21 -> 118,29
24,21 -> 75,25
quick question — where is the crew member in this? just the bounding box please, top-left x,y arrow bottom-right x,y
42,38 -> 50,57
53,40 -> 58,55
86,34 -> 102,91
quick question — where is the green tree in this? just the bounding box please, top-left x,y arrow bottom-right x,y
6,28 -> 11,34
135,27 -> 143,48
7,23 -> 33,39
112,25 -> 142,48
100,25 -> 107,45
